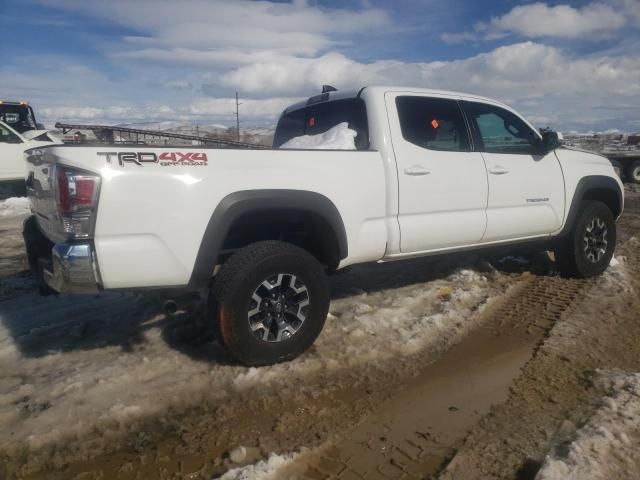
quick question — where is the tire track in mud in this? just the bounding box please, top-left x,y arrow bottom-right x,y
291,274 -> 589,480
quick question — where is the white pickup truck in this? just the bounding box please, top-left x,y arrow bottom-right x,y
1,121 -> 60,180
23,86 -> 624,365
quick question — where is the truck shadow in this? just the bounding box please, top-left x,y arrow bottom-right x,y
0,247 -> 554,363
0,180 -> 27,200
329,248 -> 554,300
0,273 -> 232,363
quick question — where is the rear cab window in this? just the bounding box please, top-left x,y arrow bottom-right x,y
395,96 -> 471,152
273,97 -> 369,150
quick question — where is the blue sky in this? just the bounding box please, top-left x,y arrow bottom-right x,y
2,0 -> 639,131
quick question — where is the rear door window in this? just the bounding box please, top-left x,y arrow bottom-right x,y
395,96 -> 471,152
0,125 -> 22,144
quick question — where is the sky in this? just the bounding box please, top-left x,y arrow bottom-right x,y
2,0 -> 639,132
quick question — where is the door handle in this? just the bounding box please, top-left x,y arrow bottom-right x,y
488,165 -> 509,175
404,165 -> 430,176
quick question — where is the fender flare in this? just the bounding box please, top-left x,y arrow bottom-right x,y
559,175 -> 623,237
188,189 -> 348,289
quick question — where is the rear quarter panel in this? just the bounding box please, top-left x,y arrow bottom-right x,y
43,146 -> 388,288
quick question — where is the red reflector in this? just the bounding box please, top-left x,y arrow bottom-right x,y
75,178 -> 95,206
56,169 -> 72,212
431,119 -> 439,129
309,116 -> 315,127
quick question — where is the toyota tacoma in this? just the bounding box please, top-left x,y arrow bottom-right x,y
23,86 -> 624,365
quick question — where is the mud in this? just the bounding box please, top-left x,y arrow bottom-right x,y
440,191 -> 640,480
285,274 -> 589,479
1,191 -> 639,480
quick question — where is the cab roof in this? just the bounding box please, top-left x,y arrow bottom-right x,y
283,86 -> 512,115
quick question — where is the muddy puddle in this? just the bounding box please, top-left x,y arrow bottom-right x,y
289,323 -> 539,479
285,275 -> 588,479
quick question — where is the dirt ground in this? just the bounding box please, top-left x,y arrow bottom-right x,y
0,189 -> 639,480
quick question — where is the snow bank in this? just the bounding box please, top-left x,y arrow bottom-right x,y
536,370 -> 640,480
0,197 -> 30,218
279,122 -> 357,150
216,452 -> 298,480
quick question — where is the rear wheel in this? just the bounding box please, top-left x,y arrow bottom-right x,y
555,201 -> 616,278
210,241 -> 329,366
628,160 -> 640,184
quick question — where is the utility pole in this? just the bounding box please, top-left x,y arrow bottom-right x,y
235,92 -> 241,142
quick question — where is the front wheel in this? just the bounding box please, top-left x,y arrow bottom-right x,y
555,201 -> 616,278
210,241 -> 330,366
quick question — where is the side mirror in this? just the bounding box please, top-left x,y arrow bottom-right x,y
539,129 -> 561,153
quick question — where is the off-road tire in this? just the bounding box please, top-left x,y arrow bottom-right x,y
628,160 -> 640,184
555,201 -> 616,278
210,241 -> 329,366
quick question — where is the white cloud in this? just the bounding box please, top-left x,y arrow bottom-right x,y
443,1 -> 639,43
112,48 -> 304,68
41,0 -> 389,58
440,31 -> 479,45
479,1 -> 627,39
11,1 -> 640,132
219,42 -> 640,98
217,42 -> 640,131
38,105 -> 179,124
188,97 -> 301,119
7,42 -> 640,131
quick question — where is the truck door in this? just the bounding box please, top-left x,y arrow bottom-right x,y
0,122 -> 26,181
385,93 -> 488,253
461,101 -> 564,242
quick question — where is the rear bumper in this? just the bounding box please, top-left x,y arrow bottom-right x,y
43,244 -> 100,294
23,215 -> 100,294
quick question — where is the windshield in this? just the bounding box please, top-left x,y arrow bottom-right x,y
273,98 -> 369,150
0,104 -> 37,134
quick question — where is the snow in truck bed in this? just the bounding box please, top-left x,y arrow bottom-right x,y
279,122 -> 357,150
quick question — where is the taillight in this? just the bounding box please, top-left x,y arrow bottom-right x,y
74,177 -> 97,207
54,166 -> 100,239
56,168 -> 72,212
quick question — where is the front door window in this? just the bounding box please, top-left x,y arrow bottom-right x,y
0,125 -> 22,145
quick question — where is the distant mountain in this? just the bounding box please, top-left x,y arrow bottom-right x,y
115,121 -> 229,133
117,122 -> 276,145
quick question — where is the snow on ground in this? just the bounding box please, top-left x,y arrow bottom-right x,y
0,261 -> 505,464
279,122 -> 357,150
216,452 -> 299,480
536,370 -> 640,480
0,197 -> 30,217
0,195 -> 510,470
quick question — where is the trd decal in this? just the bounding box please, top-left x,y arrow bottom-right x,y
98,151 -> 208,167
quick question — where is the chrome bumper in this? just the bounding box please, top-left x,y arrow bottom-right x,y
41,243 -> 100,294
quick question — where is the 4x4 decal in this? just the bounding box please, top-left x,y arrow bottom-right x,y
97,151 -> 208,167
